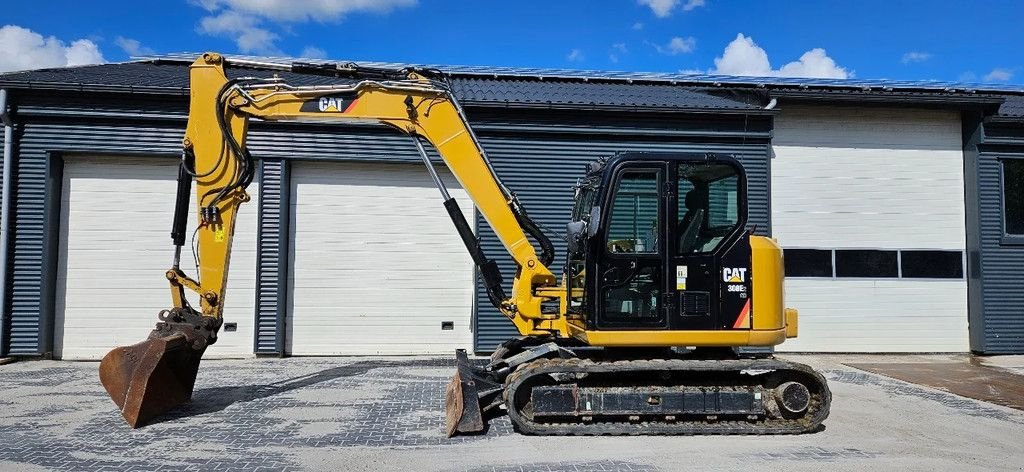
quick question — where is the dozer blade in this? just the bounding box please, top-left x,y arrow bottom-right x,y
445,349 -> 486,437
99,333 -> 205,428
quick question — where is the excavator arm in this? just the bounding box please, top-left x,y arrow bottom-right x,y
99,53 -> 565,427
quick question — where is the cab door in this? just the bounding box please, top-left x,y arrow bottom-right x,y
670,160 -> 747,330
595,163 -> 669,329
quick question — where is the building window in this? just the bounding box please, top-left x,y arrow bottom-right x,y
835,250 -> 899,278
784,249 -> 833,277
1004,159 -> 1024,236
786,248 -> 965,279
900,250 -> 964,279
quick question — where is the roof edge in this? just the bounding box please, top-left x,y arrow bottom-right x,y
141,53 -> 1024,96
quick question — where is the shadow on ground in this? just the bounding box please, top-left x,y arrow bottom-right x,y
147,358 -> 451,426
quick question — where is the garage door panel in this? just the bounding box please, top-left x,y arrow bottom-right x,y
779,279 -> 968,352
773,107 -> 961,148
773,107 -> 967,352
56,156 -> 257,360
288,161 -> 474,355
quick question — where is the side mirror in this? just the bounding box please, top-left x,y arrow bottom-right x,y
566,220 -> 587,254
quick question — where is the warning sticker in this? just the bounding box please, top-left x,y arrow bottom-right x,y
676,265 -> 688,290
214,228 -> 226,242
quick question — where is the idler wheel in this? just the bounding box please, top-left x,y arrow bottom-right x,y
775,381 -> 811,414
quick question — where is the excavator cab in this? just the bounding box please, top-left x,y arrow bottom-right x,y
447,152 -> 826,436
566,152 -> 752,332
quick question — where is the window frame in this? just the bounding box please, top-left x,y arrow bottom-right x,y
603,167 -> 663,257
675,162 -> 746,256
1000,157 -> 1024,245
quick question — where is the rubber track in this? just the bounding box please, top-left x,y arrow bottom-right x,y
503,357 -> 831,436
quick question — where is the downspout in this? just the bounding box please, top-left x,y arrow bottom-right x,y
0,89 -> 12,356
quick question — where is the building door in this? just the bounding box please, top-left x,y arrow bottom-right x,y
772,106 -> 968,352
55,156 -> 258,359
287,161 -> 474,355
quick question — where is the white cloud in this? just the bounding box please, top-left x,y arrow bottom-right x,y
711,33 -> 849,79
632,22 -> 644,30
300,46 -> 327,59
567,49 -> 584,62
198,10 -> 281,54
638,0 -> 677,17
115,37 -> 154,56
0,25 -> 105,73
656,36 -> 696,55
901,51 -> 931,64
637,0 -> 704,17
195,0 -> 417,22
682,0 -> 706,11
777,48 -> 849,78
194,0 -> 416,55
984,68 -> 1013,82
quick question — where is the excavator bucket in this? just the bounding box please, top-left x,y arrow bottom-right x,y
98,333 -> 205,428
444,349 -> 504,437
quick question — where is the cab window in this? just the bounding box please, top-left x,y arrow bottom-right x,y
677,163 -> 740,254
606,170 -> 660,254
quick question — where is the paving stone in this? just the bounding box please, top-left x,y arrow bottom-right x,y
1,356 -> 1023,471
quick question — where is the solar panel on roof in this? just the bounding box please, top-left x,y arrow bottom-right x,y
142,52 -> 1024,94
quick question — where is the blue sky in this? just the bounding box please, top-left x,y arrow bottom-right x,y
1,0 -> 1022,84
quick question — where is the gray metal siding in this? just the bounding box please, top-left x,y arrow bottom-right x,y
470,128 -> 772,352
974,118 -> 1024,352
254,159 -> 287,355
0,125 -> 6,355
4,105 -> 441,355
963,113 -> 986,352
976,150 -> 1024,353
8,122 -> 183,355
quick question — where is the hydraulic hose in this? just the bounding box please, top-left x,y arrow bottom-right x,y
513,203 -> 556,268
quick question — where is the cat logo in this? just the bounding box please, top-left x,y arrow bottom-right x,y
317,96 -> 355,112
299,95 -> 358,113
723,267 -> 747,283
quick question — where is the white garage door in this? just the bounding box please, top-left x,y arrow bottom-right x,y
288,161 -> 474,355
55,156 -> 258,360
773,106 -> 968,352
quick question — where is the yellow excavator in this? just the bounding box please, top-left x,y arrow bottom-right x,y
99,53 -> 831,435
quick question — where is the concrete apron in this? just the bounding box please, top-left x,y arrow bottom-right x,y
846,355 -> 1024,411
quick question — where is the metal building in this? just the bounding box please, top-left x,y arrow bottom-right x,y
0,55 -> 1022,358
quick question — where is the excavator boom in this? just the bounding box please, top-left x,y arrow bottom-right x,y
99,53 -> 561,427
